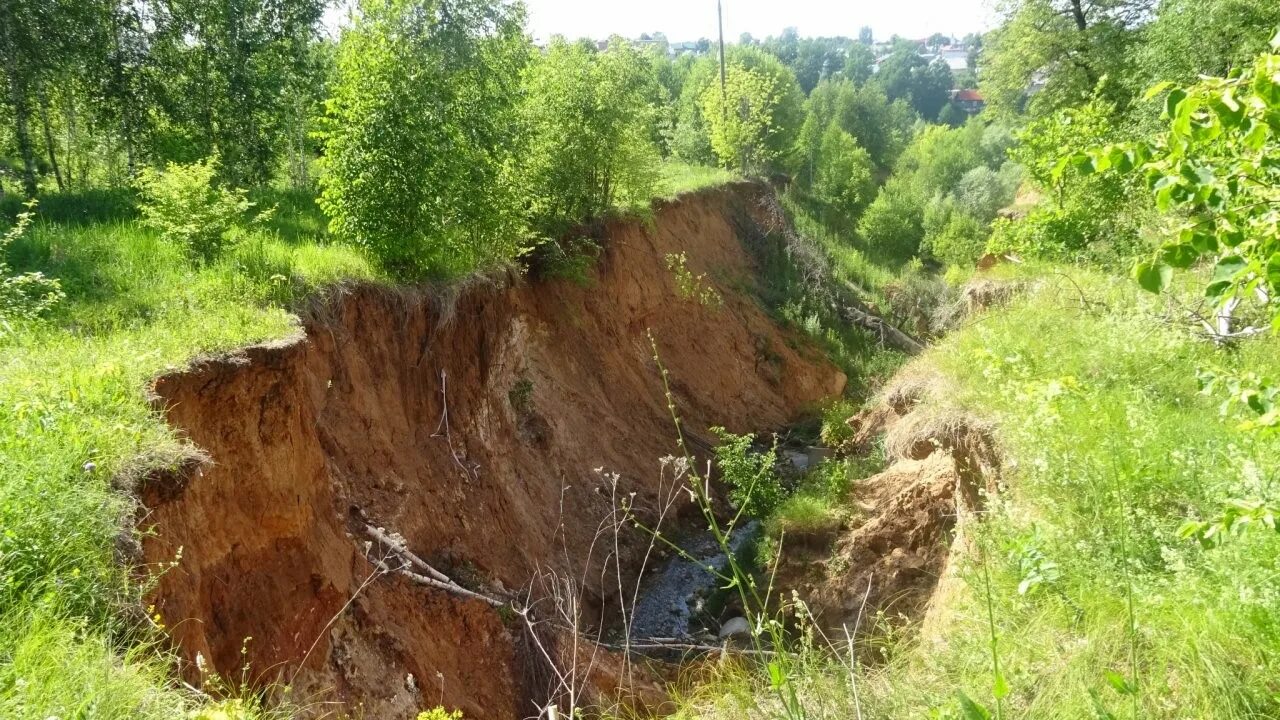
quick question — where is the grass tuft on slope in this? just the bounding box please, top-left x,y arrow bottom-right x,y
668,265 -> 1280,720
0,188 -> 381,718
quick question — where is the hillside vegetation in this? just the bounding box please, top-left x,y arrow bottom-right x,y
2,0 -> 1280,717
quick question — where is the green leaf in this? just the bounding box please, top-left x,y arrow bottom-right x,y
993,672 -> 1011,700
1210,91 -> 1244,128
1134,261 -> 1172,294
1160,243 -> 1199,269
1266,253 -> 1280,289
1104,669 -> 1135,695
1205,280 -> 1232,299
1187,230 -> 1218,254
767,661 -> 785,690
957,691 -> 993,720
1213,255 -> 1248,282
1143,80 -> 1174,102
1108,146 -> 1134,173
1165,88 -> 1188,119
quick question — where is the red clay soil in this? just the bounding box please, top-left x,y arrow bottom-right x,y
137,183 -> 845,719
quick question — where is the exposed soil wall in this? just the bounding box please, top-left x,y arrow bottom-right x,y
138,183 -> 845,718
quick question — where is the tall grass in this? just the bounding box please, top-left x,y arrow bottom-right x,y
0,191 -> 382,718
668,266 -> 1280,719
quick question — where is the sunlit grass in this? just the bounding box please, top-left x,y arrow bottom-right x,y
657,161 -> 740,198
0,191 -> 383,719
669,267 -> 1280,719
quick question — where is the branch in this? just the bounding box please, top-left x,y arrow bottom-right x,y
359,518 -> 509,608
836,282 -> 925,355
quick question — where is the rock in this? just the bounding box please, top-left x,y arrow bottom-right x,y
783,450 -> 810,471
718,616 -> 751,640
806,446 -> 830,467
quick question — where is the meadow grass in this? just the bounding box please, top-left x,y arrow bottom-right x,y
0,170 -> 761,717
656,161 -> 740,198
0,190 -> 382,718
670,266 -> 1280,719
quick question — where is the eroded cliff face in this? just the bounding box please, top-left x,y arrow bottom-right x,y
138,183 -> 846,718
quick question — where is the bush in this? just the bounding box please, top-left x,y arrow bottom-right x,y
952,166 -> 1013,223
857,177 -> 925,263
923,196 -> 990,266
318,0 -> 529,280
998,98 -> 1148,263
0,201 -> 64,323
713,427 -> 782,517
811,123 -> 875,227
700,48 -> 805,174
136,155 -> 253,262
520,38 -> 662,239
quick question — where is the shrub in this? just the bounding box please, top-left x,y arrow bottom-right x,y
819,398 -> 859,448
923,196 -> 990,266
136,155 -> 253,262
0,200 -> 64,323
713,427 -> 782,517
700,48 -> 805,174
520,38 -> 662,239
857,177 -> 925,263
318,0 -> 529,280
952,166 -> 1012,223
999,98 -> 1148,263
811,123 -> 876,226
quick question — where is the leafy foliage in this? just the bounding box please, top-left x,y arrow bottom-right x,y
520,38 -> 662,239
700,49 -> 804,174
1073,40 -> 1280,316
317,0 -> 529,280
982,0 -> 1149,117
858,176 -> 927,262
0,201 -> 63,323
666,252 -> 723,308
990,99 -> 1146,262
713,427 -> 782,517
797,78 -> 916,174
809,124 -> 876,228
875,49 -> 955,121
136,155 -> 254,262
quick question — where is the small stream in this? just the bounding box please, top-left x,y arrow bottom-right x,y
628,520 -> 760,640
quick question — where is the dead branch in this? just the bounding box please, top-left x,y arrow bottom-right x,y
836,282 -> 925,355
359,520 -> 509,608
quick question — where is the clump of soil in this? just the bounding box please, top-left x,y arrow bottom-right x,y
775,368 -> 999,640
135,183 -> 845,718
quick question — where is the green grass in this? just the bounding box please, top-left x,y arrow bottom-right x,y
0,171 -> 756,717
669,266 -> 1280,719
766,493 -> 845,539
0,190 -> 383,718
781,190 -> 899,304
657,161 -> 740,198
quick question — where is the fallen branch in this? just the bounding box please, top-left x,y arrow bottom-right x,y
601,638 -> 779,657
359,518 -> 509,608
379,562 -> 507,608
836,282 -> 925,355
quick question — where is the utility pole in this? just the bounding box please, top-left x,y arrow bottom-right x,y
717,0 -> 727,121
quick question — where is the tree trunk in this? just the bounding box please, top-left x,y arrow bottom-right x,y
63,89 -> 76,190
1068,0 -> 1089,31
837,281 -> 926,355
7,71 -> 39,198
38,85 -> 64,192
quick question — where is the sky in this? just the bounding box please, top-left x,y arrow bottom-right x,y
519,0 -> 996,44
